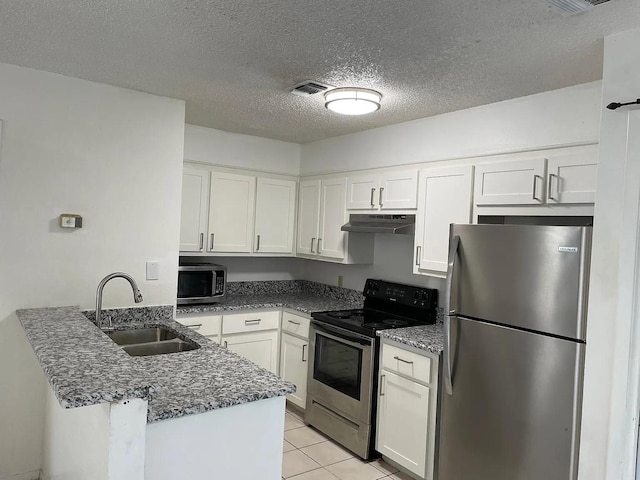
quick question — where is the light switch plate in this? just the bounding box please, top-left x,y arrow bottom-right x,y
146,261 -> 159,281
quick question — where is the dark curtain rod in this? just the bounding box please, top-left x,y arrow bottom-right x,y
607,98 -> 640,110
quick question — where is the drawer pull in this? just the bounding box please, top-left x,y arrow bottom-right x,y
186,323 -> 202,329
245,319 -> 261,325
288,320 -> 301,326
394,355 -> 414,364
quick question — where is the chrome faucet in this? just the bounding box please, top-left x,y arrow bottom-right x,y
95,272 -> 143,330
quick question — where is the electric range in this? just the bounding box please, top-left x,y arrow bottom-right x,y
305,279 -> 438,460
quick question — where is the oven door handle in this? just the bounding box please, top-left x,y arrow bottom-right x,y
311,322 -> 372,347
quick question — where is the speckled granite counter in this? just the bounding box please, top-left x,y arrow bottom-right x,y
177,280 -> 364,315
17,306 -> 295,423
377,323 -> 444,355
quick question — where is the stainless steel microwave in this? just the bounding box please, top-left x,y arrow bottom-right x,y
177,264 -> 227,305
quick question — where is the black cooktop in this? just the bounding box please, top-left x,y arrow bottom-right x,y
311,279 -> 438,338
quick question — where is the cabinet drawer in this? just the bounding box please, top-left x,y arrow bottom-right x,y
176,314 -> 221,337
222,310 -> 280,335
381,343 -> 432,383
282,311 -> 310,339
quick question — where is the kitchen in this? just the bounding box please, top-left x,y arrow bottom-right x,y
0,1 -> 639,480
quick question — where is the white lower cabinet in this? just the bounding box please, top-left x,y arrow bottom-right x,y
176,313 -> 222,344
376,341 -> 439,480
280,333 -> 308,408
223,330 -> 279,374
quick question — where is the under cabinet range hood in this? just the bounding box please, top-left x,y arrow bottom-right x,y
341,214 -> 415,235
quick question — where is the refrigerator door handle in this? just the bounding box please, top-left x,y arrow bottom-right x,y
444,314 -> 454,395
445,235 -> 460,315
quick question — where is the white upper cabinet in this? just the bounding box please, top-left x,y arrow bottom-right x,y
179,167 -> 210,252
208,172 -> 256,253
414,166 -> 474,277
318,177 -> 348,259
474,158 -> 547,206
347,169 -> 418,210
254,177 -> 297,253
546,145 -> 598,204
297,180 -> 321,256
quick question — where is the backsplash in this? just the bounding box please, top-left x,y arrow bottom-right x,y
83,305 -> 173,325
226,280 -> 363,304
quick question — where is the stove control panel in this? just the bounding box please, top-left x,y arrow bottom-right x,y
364,279 -> 437,309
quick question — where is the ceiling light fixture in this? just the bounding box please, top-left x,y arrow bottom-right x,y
324,88 -> 382,115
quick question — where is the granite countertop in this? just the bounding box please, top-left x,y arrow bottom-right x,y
17,306 -> 296,423
377,323 -> 444,355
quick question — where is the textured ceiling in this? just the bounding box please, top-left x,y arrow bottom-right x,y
0,1 -> 638,143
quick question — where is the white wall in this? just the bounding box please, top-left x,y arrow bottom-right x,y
216,257 -> 305,282
579,28 -> 640,480
184,124 -> 300,175
0,63 -> 185,479
300,81 -> 602,175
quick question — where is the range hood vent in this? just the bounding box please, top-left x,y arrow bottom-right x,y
341,214 -> 415,235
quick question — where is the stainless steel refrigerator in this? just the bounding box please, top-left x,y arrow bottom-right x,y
438,224 -> 591,480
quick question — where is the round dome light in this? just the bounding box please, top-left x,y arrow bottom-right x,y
324,88 -> 382,115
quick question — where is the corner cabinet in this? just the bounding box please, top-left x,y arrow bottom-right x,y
346,169 -> 418,210
296,177 -> 374,264
376,341 -> 439,480
179,163 -> 297,256
414,165 -> 474,278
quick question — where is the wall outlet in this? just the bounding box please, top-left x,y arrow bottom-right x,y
146,261 -> 160,281
338,275 -> 344,287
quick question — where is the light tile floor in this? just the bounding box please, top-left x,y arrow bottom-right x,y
283,408 -> 414,480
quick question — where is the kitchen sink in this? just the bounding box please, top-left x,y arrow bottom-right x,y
105,326 -> 200,357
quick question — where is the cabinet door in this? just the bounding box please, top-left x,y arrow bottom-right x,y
254,177 -> 297,253
280,333 -> 309,409
415,166 -> 474,276
318,178 -> 347,259
296,180 -> 321,255
223,331 -> 279,374
346,174 -> 379,210
380,170 -> 419,210
547,147 -> 598,204
208,172 -> 256,253
474,158 -> 546,205
377,370 -> 431,478
179,167 -> 210,252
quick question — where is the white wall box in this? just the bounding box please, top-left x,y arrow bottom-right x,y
208,171 -> 256,253
347,170 -> 418,210
254,177 -> 297,253
279,311 -> 311,409
176,313 -> 222,344
376,340 -> 439,480
179,167 -> 210,252
296,177 -> 374,264
414,165 -> 474,278
221,310 -> 281,374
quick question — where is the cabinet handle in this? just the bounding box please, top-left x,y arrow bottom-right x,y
224,340 -> 228,348
186,323 -> 202,329
245,319 -> 261,325
370,188 -> 376,207
256,235 -> 261,251
288,320 -> 301,325
415,246 -> 421,266
210,233 -> 215,250
394,355 -> 414,364
548,173 -> 558,201
302,344 -> 307,362
380,374 -> 385,396
379,187 -> 384,207
199,233 -> 204,251
317,238 -> 322,254
311,237 -> 316,253
532,175 -> 542,202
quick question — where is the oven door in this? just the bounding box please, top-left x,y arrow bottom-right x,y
308,321 -> 374,423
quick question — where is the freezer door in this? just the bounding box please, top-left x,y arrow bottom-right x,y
449,224 -> 591,340
439,316 -> 584,480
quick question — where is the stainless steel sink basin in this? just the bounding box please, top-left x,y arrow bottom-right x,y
108,327 -> 179,346
105,326 -> 200,356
